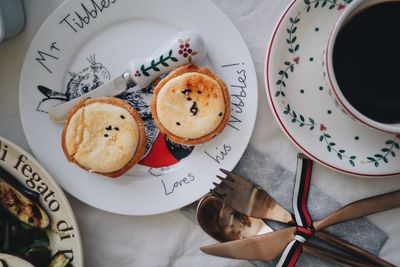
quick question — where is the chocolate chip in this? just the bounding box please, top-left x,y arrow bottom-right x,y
106,126 -> 112,131
176,122 -> 181,126
120,115 -> 125,119
219,112 -> 223,117
104,134 -> 109,137
197,90 -> 201,94
190,101 -> 198,116
114,127 -> 119,131
187,97 -> 192,101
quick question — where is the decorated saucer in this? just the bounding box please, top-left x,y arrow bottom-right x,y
266,0 -> 400,177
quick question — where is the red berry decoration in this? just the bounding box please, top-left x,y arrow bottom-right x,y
177,39 -> 198,61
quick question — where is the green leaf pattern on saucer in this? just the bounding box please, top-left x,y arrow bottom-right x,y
271,0 -> 400,171
365,141 -> 400,167
304,0 -> 352,12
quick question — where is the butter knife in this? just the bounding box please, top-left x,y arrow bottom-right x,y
48,30 -> 206,123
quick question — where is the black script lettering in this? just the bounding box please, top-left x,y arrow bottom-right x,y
14,155 -> 61,213
14,154 -> 28,171
74,9 -> 90,29
44,190 -> 55,202
31,172 -> 42,182
26,172 -> 42,189
57,220 -> 75,240
221,63 -> 240,68
21,164 -> 33,178
230,69 -> 247,114
188,173 -> 195,181
237,69 -> 246,80
227,114 -> 242,131
50,42 -> 60,51
37,182 -> 49,195
204,144 -> 232,164
59,0 -> 117,33
48,199 -> 60,212
231,94 -> 245,113
35,50 -> 58,74
59,14 -> 77,32
162,173 -> 195,195
0,141 -> 8,162
220,62 -> 248,119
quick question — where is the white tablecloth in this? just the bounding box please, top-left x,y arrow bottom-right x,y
1,0 -> 399,266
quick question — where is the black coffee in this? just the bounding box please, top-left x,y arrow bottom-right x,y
333,1 -> 400,124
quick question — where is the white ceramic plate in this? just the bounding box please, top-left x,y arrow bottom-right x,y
0,136 -> 83,266
266,0 -> 400,177
19,0 -> 257,215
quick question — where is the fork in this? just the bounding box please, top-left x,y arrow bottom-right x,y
211,168 -> 394,267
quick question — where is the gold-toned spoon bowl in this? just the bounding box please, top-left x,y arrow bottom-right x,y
196,194 -> 271,242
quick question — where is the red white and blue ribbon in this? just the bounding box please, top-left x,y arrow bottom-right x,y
277,154 -> 314,267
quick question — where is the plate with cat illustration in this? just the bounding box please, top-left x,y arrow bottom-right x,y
19,0 -> 258,215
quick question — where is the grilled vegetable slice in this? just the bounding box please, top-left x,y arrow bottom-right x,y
1,208 -> 51,266
0,253 -> 34,267
0,179 -> 50,228
48,252 -> 71,267
0,167 -> 39,200
26,247 -> 51,266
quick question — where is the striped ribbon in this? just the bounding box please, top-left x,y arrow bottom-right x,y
277,154 -> 314,267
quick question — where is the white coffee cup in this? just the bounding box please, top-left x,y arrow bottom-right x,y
324,0 -> 400,133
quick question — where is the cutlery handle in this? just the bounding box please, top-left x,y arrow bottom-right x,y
315,230 -> 395,267
314,190 -> 400,231
303,242 -> 374,267
288,219 -> 392,266
128,30 -> 206,88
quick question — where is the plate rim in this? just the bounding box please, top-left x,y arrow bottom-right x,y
0,135 -> 84,266
264,0 -> 400,178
